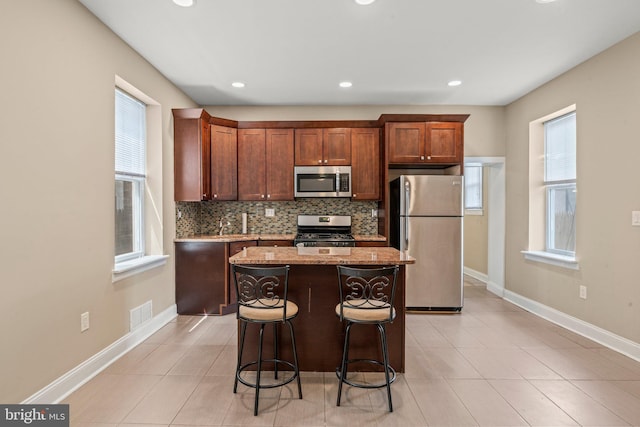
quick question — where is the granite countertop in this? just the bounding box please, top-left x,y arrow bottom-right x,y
228,246 -> 415,265
175,233 -> 386,243
174,233 -> 296,243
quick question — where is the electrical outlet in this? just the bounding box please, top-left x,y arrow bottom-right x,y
80,312 -> 90,332
371,209 -> 378,218
579,285 -> 587,299
632,211 -> 640,226
265,208 -> 275,217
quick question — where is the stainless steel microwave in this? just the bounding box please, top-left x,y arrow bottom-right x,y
294,166 -> 352,198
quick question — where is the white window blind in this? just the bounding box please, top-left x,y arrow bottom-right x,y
115,89 -> 146,177
544,112 -> 576,183
464,166 -> 483,210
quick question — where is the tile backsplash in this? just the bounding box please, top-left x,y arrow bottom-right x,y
176,199 -> 378,238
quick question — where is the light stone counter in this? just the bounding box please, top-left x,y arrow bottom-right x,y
174,233 -> 296,243
228,246 -> 414,265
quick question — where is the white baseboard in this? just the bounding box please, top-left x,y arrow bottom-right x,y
503,290 -> 640,363
486,280 -> 505,297
23,304 -> 178,404
463,267 -> 488,284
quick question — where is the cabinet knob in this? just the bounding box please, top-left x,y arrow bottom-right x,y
318,159 -> 322,164
213,194 -> 218,198
353,194 -> 357,198
420,155 -> 425,160
261,194 -> 265,199
267,194 -> 271,199
427,155 -> 431,160
324,159 -> 328,164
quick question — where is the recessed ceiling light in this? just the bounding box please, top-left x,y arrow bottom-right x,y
535,0 -> 557,3
231,82 -> 245,88
448,80 -> 462,87
172,0 -> 195,7
355,0 -> 376,5
339,81 -> 353,88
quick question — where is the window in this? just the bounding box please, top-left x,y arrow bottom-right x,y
115,88 -> 146,263
464,165 -> 483,213
523,105 -> 578,270
544,112 -> 576,255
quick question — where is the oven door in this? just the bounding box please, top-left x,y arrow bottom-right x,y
294,166 -> 351,198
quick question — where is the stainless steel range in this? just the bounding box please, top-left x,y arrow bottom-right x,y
294,215 -> 356,247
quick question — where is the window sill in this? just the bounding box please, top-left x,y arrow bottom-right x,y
113,255 -> 169,283
465,209 -> 484,216
521,250 -> 579,270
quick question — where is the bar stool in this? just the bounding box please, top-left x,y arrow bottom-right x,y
232,264 -> 302,416
335,265 -> 399,412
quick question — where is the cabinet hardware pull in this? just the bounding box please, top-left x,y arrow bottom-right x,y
318,159 -> 322,164
308,288 -> 311,313
267,194 -> 271,198
261,194 -> 265,199
324,159 -> 328,163
420,155 -> 425,160
427,155 -> 431,160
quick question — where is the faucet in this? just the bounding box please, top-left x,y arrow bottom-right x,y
218,217 -> 230,235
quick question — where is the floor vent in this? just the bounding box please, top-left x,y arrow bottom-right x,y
130,300 -> 153,331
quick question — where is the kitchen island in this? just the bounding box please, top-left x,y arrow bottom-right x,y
229,246 -> 414,372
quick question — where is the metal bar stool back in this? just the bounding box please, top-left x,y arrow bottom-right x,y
335,265 -> 399,412
232,264 -> 302,415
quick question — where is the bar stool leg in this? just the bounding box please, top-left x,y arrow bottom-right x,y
337,321 -> 353,407
255,323 -> 265,416
273,323 -> 279,379
234,321 -> 248,393
287,320 -> 303,399
378,323 -> 393,412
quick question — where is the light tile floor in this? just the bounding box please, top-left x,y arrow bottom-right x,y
65,276 -> 640,426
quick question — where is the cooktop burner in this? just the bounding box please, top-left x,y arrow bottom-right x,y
294,215 -> 355,247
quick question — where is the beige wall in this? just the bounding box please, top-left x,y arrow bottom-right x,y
0,0 -> 196,402
504,32 -> 640,343
463,168 -> 489,275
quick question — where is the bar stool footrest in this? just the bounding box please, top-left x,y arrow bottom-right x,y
236,359 -> 299,390
335,358 -> 396,389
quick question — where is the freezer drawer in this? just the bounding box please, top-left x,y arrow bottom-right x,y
402,216 -> 463,310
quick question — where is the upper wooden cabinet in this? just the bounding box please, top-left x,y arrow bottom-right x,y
238,129 -> 294,201
294,128 -> 351,165
173,109 -> 212,201
387,121 -> 463,165
210,125 -> 238,200
351,128 -> 380,200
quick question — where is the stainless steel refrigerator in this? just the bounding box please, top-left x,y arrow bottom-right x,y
390,175 -> 463,311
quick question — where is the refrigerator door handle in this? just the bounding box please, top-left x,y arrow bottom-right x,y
403,180 -> 411,249
404,216 -> 409,249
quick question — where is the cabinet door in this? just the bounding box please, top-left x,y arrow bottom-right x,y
351,128 -> 380,200
173,113 -> 211,201
387,122 -> 426,164
211,125 -> 237,200
426,122 -> 463,163
238,129 -> 267,201
323,128 -> 351,165
266,129 -> 294,200
175,242 -> 226,315
294,128 -> 323,165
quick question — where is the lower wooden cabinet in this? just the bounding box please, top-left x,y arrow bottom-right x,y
175,240 -> 257,315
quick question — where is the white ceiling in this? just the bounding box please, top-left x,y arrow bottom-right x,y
78,0 -> 640,106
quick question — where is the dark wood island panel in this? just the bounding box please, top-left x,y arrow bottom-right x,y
229,246 -> 414,372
